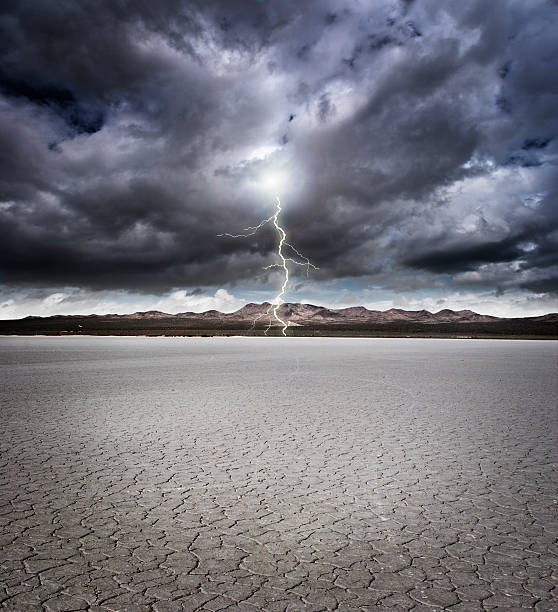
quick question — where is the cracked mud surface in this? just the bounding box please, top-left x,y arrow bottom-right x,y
0,336 -> 557,612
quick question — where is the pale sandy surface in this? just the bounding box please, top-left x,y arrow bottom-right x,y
0,337 -> 557,612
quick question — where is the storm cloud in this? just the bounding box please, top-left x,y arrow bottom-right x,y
0,0 -> 557,312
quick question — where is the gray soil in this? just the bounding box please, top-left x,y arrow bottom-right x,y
0,337 -> 557,611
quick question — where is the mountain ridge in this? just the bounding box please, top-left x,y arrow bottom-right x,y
19,302 -> 558,324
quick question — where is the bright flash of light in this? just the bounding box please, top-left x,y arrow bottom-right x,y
259,169 -> 285,195
218,196 -> 318,336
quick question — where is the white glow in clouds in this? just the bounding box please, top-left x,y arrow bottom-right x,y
258,169 -> 286,195
0,289 -> 246,320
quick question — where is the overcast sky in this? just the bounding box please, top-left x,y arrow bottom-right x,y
1,0 -> 557,318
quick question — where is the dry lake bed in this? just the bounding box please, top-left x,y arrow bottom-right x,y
0,337 -> 557,612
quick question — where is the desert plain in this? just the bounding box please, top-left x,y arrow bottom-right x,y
0,337 -> 556,611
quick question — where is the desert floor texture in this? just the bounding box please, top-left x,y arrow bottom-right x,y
0,337 -> 557,612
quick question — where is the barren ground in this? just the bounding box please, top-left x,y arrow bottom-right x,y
0,337 -> 557,611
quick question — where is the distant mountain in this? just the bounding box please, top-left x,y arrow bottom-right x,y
6,303 -> 557,338
529,312 -> 558,323
196,302 -> 501,324
219,303 -> 503,324
23,302 -> 556,324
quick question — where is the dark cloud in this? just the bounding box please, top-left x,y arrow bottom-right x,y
0,75 -> 104,135
404,237 -> 525,274
186,287 -> 204,296
0,0 -> 557,299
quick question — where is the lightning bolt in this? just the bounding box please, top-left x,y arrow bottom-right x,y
218,196 -> 318,336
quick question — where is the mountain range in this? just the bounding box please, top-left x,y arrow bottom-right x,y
22,302 -> 558,325
3,301 -> 556,337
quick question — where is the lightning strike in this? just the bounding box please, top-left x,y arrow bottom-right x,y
218,196 -> 318,336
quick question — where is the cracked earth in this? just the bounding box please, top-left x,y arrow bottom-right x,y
0,337 -> 557,612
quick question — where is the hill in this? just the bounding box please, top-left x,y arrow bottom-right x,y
2,303 -> 557,338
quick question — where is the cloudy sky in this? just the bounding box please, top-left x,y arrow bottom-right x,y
1,0 -> 557,319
